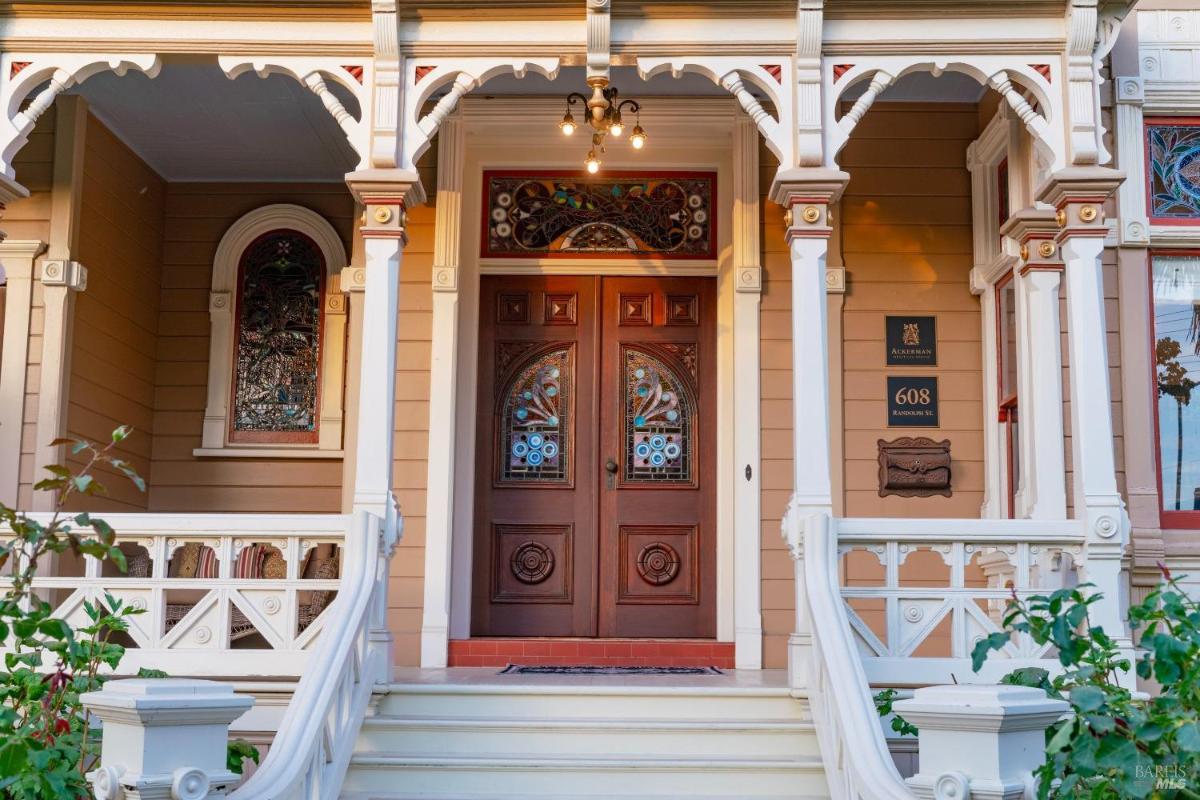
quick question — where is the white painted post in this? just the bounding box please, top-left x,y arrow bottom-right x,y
1001,209 -> 1067,520
345,169 -> 425,679
770,168 -> 849,689
893,684 -> 1069,800
421,113 -> 464,668
1038,167 -> 1133,685
81,679 -> 253,800
0,240 -> 45,508
732,113 -> 763,669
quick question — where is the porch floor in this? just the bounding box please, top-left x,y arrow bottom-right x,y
389,666 -> 792,692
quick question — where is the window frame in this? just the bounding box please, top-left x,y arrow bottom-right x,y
227,228 -> 328,446
1149,249 -> 1200,527
198,204 -> 349,457
995,271 -> 1019,519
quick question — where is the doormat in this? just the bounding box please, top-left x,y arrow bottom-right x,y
499,665 -> 724,675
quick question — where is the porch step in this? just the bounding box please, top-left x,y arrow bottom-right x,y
339,669 -> 830,799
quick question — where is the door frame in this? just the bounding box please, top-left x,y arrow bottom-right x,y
420,97 -> 763,668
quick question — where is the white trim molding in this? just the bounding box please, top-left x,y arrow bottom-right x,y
0,239 -> 46,507
198,204 -> 349,457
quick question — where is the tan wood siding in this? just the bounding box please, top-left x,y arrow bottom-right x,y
64,115 -> 166,511
148,183 -> 354,512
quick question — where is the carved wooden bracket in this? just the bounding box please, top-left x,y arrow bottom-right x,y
877,437 -> 952,498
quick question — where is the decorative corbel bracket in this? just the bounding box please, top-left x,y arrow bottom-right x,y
0,53 -> 161,182
586,0 -> 611,85
218,57 -> 371,168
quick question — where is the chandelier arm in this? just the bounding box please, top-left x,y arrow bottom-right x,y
615,99 -> 640,115
565,92 -> 591,108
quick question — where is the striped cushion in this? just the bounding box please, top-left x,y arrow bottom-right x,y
195,546 -> 220,579
234,544 -> 267,579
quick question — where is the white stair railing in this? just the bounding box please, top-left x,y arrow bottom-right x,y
230,508 -> 397,800
800,512 -> 1086,799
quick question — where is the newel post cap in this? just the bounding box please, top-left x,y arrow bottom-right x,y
895,685 -> 1068,800
82,680 -> 252,800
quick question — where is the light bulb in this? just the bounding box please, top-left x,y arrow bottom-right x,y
629,125 -> 647,150
609,114 -> 624,137
585,150 -> 601,173
560,112 -> 576,136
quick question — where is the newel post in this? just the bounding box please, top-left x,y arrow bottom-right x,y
344,168 -> 424,677
81,679 -> 253,800
894,685 -> 1069,800
770,168 -> 849,690
1037,167 -> 1134,684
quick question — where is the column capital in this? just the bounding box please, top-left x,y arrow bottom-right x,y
1035,166 -> 1124,241
346,168 -> 425,245
769,168 -> 850,208
1001,208 -> 1063,274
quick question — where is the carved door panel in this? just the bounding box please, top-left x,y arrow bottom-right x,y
473,276 -> 715,639
599,277 -> 716,638
472,276 -> 599,637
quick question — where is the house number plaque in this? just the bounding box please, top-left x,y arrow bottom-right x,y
885,315 -> 937,366
886,376 -> 939,427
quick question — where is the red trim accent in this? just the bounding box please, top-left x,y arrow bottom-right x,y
995,272 -> 1018,519
1147,249 -> 1200,527
342,65 -> 364,83
414,65 -> 436,84
228,229 -> 326,445
1018,264 -> 1064,277
448,638 -> 736,668
832,64 -> 854,82
9,61 -> 31,79
761,64 -> 783,84
1029,64 -> 1052,83
480,170 -> 718,262
1145,117 -> 1200,227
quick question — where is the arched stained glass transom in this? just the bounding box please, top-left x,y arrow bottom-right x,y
230,230 -> 325,442
623,346 -> 694,484
498,346 -> 573,483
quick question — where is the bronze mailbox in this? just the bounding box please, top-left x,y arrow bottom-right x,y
877,437 -> 952,498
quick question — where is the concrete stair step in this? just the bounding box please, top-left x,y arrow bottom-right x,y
342,752 -> 828,798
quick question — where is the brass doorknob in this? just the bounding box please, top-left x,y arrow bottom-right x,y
605,459 -> 618,474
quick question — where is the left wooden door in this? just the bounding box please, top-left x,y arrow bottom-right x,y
471,276 -> 600,636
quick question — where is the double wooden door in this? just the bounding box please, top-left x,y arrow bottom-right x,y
472,275 -> 715,638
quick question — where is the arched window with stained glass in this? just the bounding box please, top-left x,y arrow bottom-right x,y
623,345 -> 695,484
229,229 -> 325,443
497,345 -> 573,484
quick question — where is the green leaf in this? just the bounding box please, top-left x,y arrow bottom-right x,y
1069,685 -> 1105,712
1177,721 -> 1200,752
971,631 -> 1010,672
1046,720 -> 1074,754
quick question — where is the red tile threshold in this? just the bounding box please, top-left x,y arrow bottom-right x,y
448,638 -> 735,668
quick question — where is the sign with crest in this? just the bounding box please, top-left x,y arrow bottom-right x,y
885,315 -> 937,366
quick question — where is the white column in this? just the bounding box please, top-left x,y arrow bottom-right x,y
0,240 -> 45,507
973,274 -> 1003,518
33,258 -> 86,511
1020,266 -> 1067,519
421,114 -> 464,668
1001,210 -> 1068,520
771,169 -> 848,690
346,170 -> 424,675
732,114 -> 763,669
1039,169 -> 1131,684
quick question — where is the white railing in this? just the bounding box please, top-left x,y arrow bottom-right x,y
798,513 -> 1085,799
1,513 -> 348,677
230,509 -> 396,800
837,517 -> 1084,685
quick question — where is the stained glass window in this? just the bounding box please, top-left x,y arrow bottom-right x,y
230,230 -> 324,441
1148,122 -> 1200,220
484,172 -> 715,259
499,347 -> 572,483
624,347 -> 693,484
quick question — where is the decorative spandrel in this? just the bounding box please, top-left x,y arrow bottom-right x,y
624,347 -> 694,484
484,172 -> 715,259
1148,123 -> 1200,220
499,347 -> 573,483
231,230 -> 324,438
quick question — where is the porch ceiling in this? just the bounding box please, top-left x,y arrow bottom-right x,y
64,58 -> 359,182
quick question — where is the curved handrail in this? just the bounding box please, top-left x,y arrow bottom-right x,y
802,511 -> 914,800
231,509 -> 394,800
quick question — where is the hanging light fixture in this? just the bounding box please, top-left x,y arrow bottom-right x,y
558,78 -> 647,172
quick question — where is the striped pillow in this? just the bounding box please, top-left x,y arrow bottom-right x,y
195,546 -> 220,579
233,544 -> 267,579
